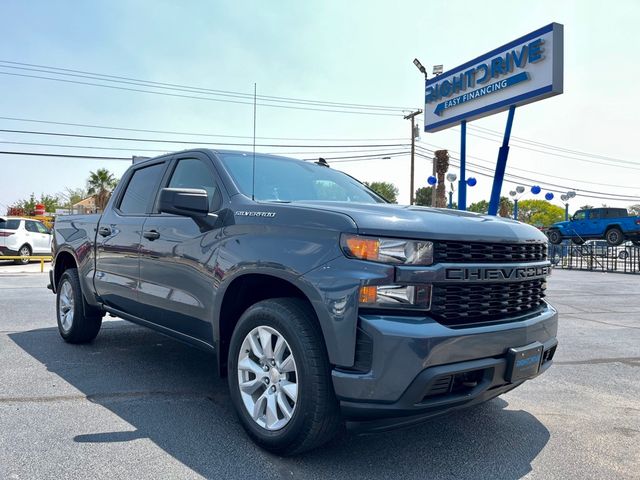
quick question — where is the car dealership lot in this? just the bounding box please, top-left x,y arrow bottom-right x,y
0,269 -> 638,479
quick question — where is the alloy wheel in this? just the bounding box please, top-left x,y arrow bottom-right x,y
237,326 -> 298,431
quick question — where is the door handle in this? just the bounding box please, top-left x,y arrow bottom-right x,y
143,230 -> 160,241
98,226 -> 112,237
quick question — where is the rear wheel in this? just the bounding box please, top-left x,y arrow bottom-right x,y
56,268 -> 102,343
605,227 -> 623,246
547,230 -> 562,245
227,298 -> 341,455
14,244 -> 31,265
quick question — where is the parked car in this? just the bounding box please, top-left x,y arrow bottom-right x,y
49,149 -> 558,454
0,216 -> 53,264
547,207 -> 640,246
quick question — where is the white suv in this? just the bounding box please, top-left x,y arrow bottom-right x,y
0,217 -> 52,264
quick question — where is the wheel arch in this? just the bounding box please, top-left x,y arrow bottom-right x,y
214,271 -> 328,377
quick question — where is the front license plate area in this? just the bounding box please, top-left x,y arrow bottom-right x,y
505,342 -> 543,382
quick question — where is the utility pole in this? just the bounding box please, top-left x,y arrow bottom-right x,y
404,109 -> 422,205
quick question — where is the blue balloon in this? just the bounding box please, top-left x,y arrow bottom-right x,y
427,176 -> 437,186
545,192 -> 554,201
531,185 -> 541,195
466,177 -> 477,187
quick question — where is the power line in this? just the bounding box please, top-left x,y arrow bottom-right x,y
0,60 -> 415,111
414,144 -> 640,189
0,150 -> 130,160
467,124 -> 636,165
0,116 -> 406,142
0,128 -> 408,148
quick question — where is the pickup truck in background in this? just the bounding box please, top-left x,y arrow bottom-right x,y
547,207 -> 640,246
49,149 -> 558,455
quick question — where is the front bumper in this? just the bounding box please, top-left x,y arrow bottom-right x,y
332,303 -> 558,431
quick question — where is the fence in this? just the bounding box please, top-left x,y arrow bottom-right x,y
548,242 -> 640,274
0,256 -> 52,272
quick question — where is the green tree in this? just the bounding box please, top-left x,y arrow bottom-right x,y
363,181 -> 398,203
58,187 -> 88,213
468,200 -> 489,214
10,193 -> 59,215
414,187 -> 433,206
517,199 -> 565,227
87,169 -> 118,211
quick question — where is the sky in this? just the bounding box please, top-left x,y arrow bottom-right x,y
1,0 -> 639,213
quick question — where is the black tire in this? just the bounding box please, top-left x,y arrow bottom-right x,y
547,230 -> 562,245
571,237 -> 585,245
227,298 -> 342,455
14,244 -> 31,265
605,227 -> 623,246
56,268 -> 103,343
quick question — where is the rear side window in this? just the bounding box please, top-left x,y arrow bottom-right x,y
0,219 -> 20,230
119,163 -> 165,214
168,158 -> 219,210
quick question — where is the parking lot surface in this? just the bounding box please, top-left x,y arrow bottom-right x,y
1,268 -> 639,479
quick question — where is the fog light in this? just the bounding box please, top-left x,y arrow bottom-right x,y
359,284 -> 431,310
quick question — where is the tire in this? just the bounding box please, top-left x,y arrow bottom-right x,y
605,227 -> 623,246
547,230 -> 562,245
571,237 -> 585,245
56,268 -> 103,343
14,244 -> 31,265
227,298 -> 341,455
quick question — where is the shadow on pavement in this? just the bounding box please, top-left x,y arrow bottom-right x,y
10,322 -> 550,479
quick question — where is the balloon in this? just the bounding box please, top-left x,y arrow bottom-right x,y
531,185 -> 541,194
466,177 -> 477,187
427,176 -> 437,186
545,192 -> 554,201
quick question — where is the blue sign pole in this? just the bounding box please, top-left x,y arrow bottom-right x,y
458,120 -> 467,210
488,105 -> 516,216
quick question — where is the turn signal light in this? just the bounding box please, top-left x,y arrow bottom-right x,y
359,286 -> 378,304
345,236 -> 379,261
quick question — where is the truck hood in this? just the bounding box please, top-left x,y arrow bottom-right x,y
291,201 -> 548,243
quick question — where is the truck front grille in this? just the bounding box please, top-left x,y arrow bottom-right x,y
434,242 -> 547,263
431,279 -> 546,326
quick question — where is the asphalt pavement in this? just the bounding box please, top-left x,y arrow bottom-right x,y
0,266 -> 638,479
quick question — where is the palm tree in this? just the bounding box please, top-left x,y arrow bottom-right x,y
87,169 -> 118,211
434,150 -> 450,208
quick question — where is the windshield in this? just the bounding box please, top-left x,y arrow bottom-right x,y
218,153 -> 386,204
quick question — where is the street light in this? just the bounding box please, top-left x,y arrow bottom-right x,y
446,173 -> 457,209
561,190 -> 576,220
413,58 -> 427,77
509,185 -> 526,220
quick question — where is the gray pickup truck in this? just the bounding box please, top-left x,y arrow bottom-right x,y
49,149 -> 558,454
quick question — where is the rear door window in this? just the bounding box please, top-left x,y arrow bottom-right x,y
25,221 -> 39,233
0,219 -> 20,230
35,222 -> 50,234
119,163 -> 165,215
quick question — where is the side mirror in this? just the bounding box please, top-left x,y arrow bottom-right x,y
159,188 -> 209,217
158,188 -> 218,231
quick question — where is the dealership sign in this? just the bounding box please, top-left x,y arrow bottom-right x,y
424,23 -> 563,132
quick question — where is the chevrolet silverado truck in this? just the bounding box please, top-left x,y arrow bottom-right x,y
49,149 -> 558,454
547,207 -> 640,246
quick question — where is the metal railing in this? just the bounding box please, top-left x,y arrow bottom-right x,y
0,256 -> 52,272
549,242 -> 640,274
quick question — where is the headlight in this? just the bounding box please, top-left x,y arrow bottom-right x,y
340,234 -> 434,265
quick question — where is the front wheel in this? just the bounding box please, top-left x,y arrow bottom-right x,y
227,298 -> 341,455
605,227 -> 624,246
56,268 -> 103,343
